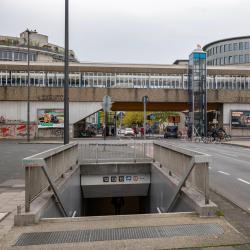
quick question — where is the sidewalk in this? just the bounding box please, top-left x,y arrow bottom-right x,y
223,140 -> 250,148
0,189 -> 250,249
1,212 -> 249,249
0,191 -> 24,242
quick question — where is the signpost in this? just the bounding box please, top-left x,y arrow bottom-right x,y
142,96 -> 149,140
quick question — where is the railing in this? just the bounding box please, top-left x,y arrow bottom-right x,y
153,141 -> 210,204
1,70 -> 250,90
23,142 -> 78,212
78,140 -> 153,163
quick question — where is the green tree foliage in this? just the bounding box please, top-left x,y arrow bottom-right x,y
154,112 -> 179,123
120,111 -> 179,127
122,112 -> 144,127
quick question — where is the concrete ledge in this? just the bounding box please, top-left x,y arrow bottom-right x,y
23,141 -> 78,160
152,163 -> 217,217
154,141 -> 211,161
14,165 -> 79,226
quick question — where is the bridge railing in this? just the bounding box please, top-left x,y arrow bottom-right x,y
23,142 -> 78,213
78,140 -> 153,163
1,70 -> 250,90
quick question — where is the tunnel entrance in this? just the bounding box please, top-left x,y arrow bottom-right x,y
41,162 -> 195,219
83,196 -> 149,216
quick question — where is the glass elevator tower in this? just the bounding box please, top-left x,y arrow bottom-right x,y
188,45 -> 207,137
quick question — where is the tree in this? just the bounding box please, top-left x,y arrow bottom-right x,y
122,112 -> 144,127
154,111 -> 179,123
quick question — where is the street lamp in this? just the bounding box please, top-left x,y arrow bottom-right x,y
142,96 -> 149,140
64,0 -> 69,144
26,29 -> 37,142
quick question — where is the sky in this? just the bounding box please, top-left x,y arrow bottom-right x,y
1,0 -> 250,64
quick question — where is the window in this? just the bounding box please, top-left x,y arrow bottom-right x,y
220,57 -> 224,65
216,46 -> 219,54
224,57 -> 229,64
229,43 -> 233,51
229,56 -> 233,64
224,44 -> 228,52
239,42 -> 244,50
234,55 -> 239,64
245,54 -> 249,63
220,45 -> 224,53
0,51 -> 12,60
245,42 -> 249,50
212,47 -> 215,55
239,55 -> 244,63
233,43 -> 238,51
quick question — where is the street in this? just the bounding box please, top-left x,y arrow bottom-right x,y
0,140 -> 59,188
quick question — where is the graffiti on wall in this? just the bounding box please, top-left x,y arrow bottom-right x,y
53,129 -> 64,137
0,124 -> 36,138
38,95 -> 64,101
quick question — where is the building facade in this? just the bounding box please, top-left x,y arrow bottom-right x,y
1,62 -> 250,138
0,30 -> 78,63
203,36 -> 250,66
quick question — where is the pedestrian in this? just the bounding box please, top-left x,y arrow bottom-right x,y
111,197 -> 124,215
140,127 -> 144,137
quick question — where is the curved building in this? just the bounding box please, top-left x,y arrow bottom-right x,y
203,36 -> 250,66
0,30 -> 78,63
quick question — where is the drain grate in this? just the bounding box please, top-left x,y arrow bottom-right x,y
14,223 -> 224,246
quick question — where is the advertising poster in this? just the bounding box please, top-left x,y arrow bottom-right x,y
231,111 -> 250,128
38,109 -> 64,128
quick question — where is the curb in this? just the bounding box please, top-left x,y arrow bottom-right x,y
19,141 -> 63,144
211,187 -> 250,215
221,142 -> 250,149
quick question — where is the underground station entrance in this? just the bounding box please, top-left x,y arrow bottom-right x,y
10,141 -> 246,249
41,162 -> 194,219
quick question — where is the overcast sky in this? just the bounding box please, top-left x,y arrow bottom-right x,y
1,0 -> 250,64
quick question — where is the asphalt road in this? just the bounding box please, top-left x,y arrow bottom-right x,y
0,140 -> 59,185
166,140 -> 250,212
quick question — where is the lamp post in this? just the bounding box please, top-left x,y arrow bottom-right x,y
142,96 -> 149,140
26,29 -> 37,142
64,0 -> 69,144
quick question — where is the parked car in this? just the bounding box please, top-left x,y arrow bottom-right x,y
117,128 -> 126,135
124,128 -> 135,136
164,125 -> 178,138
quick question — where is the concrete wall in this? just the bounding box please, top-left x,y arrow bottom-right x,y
153,142 -> 209,195
223,103 -> 250,136
41,167 -> 82,218
0,101 -> 102,124
1,87 -> 250,104
80,163 -> 151,198
0,123 -> 36,138
37,53 -> 53,62
0,101 -> 101,138
149,164 -> 193,213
